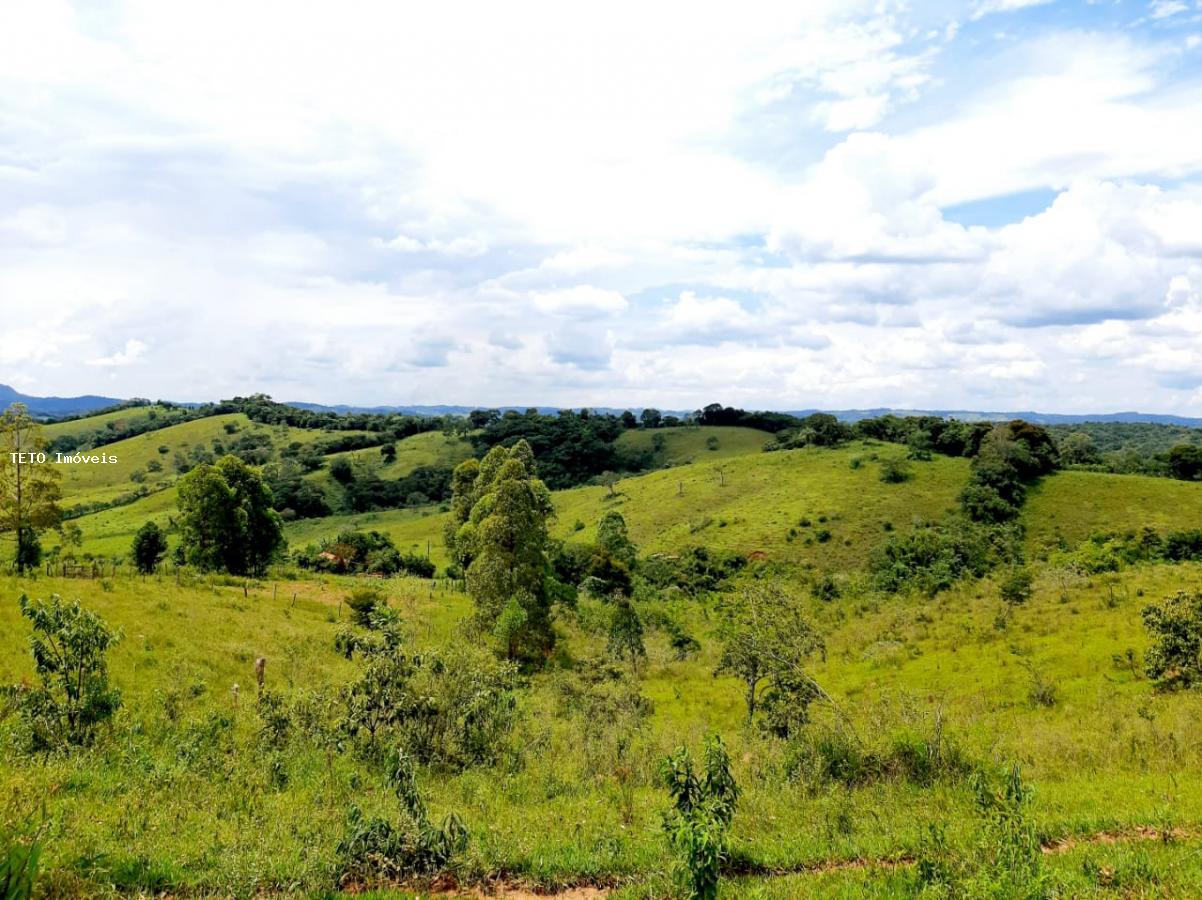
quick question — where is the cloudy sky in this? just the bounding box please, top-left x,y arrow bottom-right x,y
2,0 -> 1202,412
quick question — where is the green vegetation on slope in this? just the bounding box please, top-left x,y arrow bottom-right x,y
614,424 -> 771,466
1024,470 -> 1202,555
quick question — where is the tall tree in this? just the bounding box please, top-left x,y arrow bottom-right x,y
0,404 -> 62,572
446,441 -> 555,659
177,455 -> 283,574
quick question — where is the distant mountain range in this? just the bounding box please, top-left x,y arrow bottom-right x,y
4,384 -> 1202,427
0,384 -> 124,419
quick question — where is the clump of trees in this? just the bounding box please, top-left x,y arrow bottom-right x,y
960,421 -> 1058,523
295,530 -> 434,578
176,455 -> 284,575
445,441 -> 559,661
870,523 -> 1015,596
12,594 -> 121,750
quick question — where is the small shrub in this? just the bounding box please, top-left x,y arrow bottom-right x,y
337,750 -> 468,884
1000,567 -> 1034,606
815,528 -> 832,543
13,594 -> 121,750
1142,589 -> 1202,689
346,589 -> 385,628
879,458 -> 911,483
659,735 -> 739,900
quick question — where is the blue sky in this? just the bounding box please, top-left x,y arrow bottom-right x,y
1,0 -> 1201,412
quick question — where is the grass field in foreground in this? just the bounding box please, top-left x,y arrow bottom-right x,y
3,554 -> 1202,896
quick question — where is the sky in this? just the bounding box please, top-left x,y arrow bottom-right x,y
1,0 -> 1201,413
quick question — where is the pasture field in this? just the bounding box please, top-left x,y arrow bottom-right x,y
282,443 -> 970,573
614,425 -> 772,466
3,555 -> 1202,896
1024,470 -> 1202,555
9,410 -> 1202,897
41,405 -> 186,441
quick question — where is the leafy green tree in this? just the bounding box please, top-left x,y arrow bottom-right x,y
380,443 -> 397,464
446,441 -> 556,659
640,408 -> 662,429
15,527 -> 42,572
1168,444 -> 1202,481
608,597 -> 646,673
15,594 -> 121,749
131,521 -> 169,573
176,455 -> 284,575
1142,589 -> 1202,689
0,404 -> 62,573
597,510 -> 637,568
659,735 -> 739,900
1058,432 -> 1100,466
999,566 -> 1034,606
714,583 -> 824,725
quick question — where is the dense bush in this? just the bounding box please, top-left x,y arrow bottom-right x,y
869,523 -> 1006,596
341,641 -> 518,770
640,546 -> 746,595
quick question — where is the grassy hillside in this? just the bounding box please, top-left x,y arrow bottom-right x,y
615,425 -> 772,466
3,557 -> 1201,895
55,413 -> 251,509
42,405 -> 183,441
284,442 -> 969,573
1024,470 -> 1202,554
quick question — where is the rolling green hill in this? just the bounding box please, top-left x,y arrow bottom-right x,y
42,404 -> 185,442
1024,470 -> 1202,554
614,424 -> 772,466
284,442 -> 970,572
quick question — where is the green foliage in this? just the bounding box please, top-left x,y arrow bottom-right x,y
1142,589 -> 1202,690
714,582 -> 824,727
659,735 -> 739,900
763,413 -> 854,450
492,595 -> 529,660
176,455 -> 284,575
961,422 -> 1058,524
607,597 -> 646,672
345,588 -> 386,628
967,765 -> 1047,897
596,510 -> 637,568
788,720 -> 977,788
0,812 -> 45,900
0,404 -> 63,572
878,457 -> 911,483
341,639 -> 517,769
870,522 -> 1008,596
639,546 -> 746,595
336,749 -> 468,885
1000,566 -> 1035,606
447,441 -> 556,660
14,593 -> 121,750
1167,444 -> 1202,481
131,521 -> 168,573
